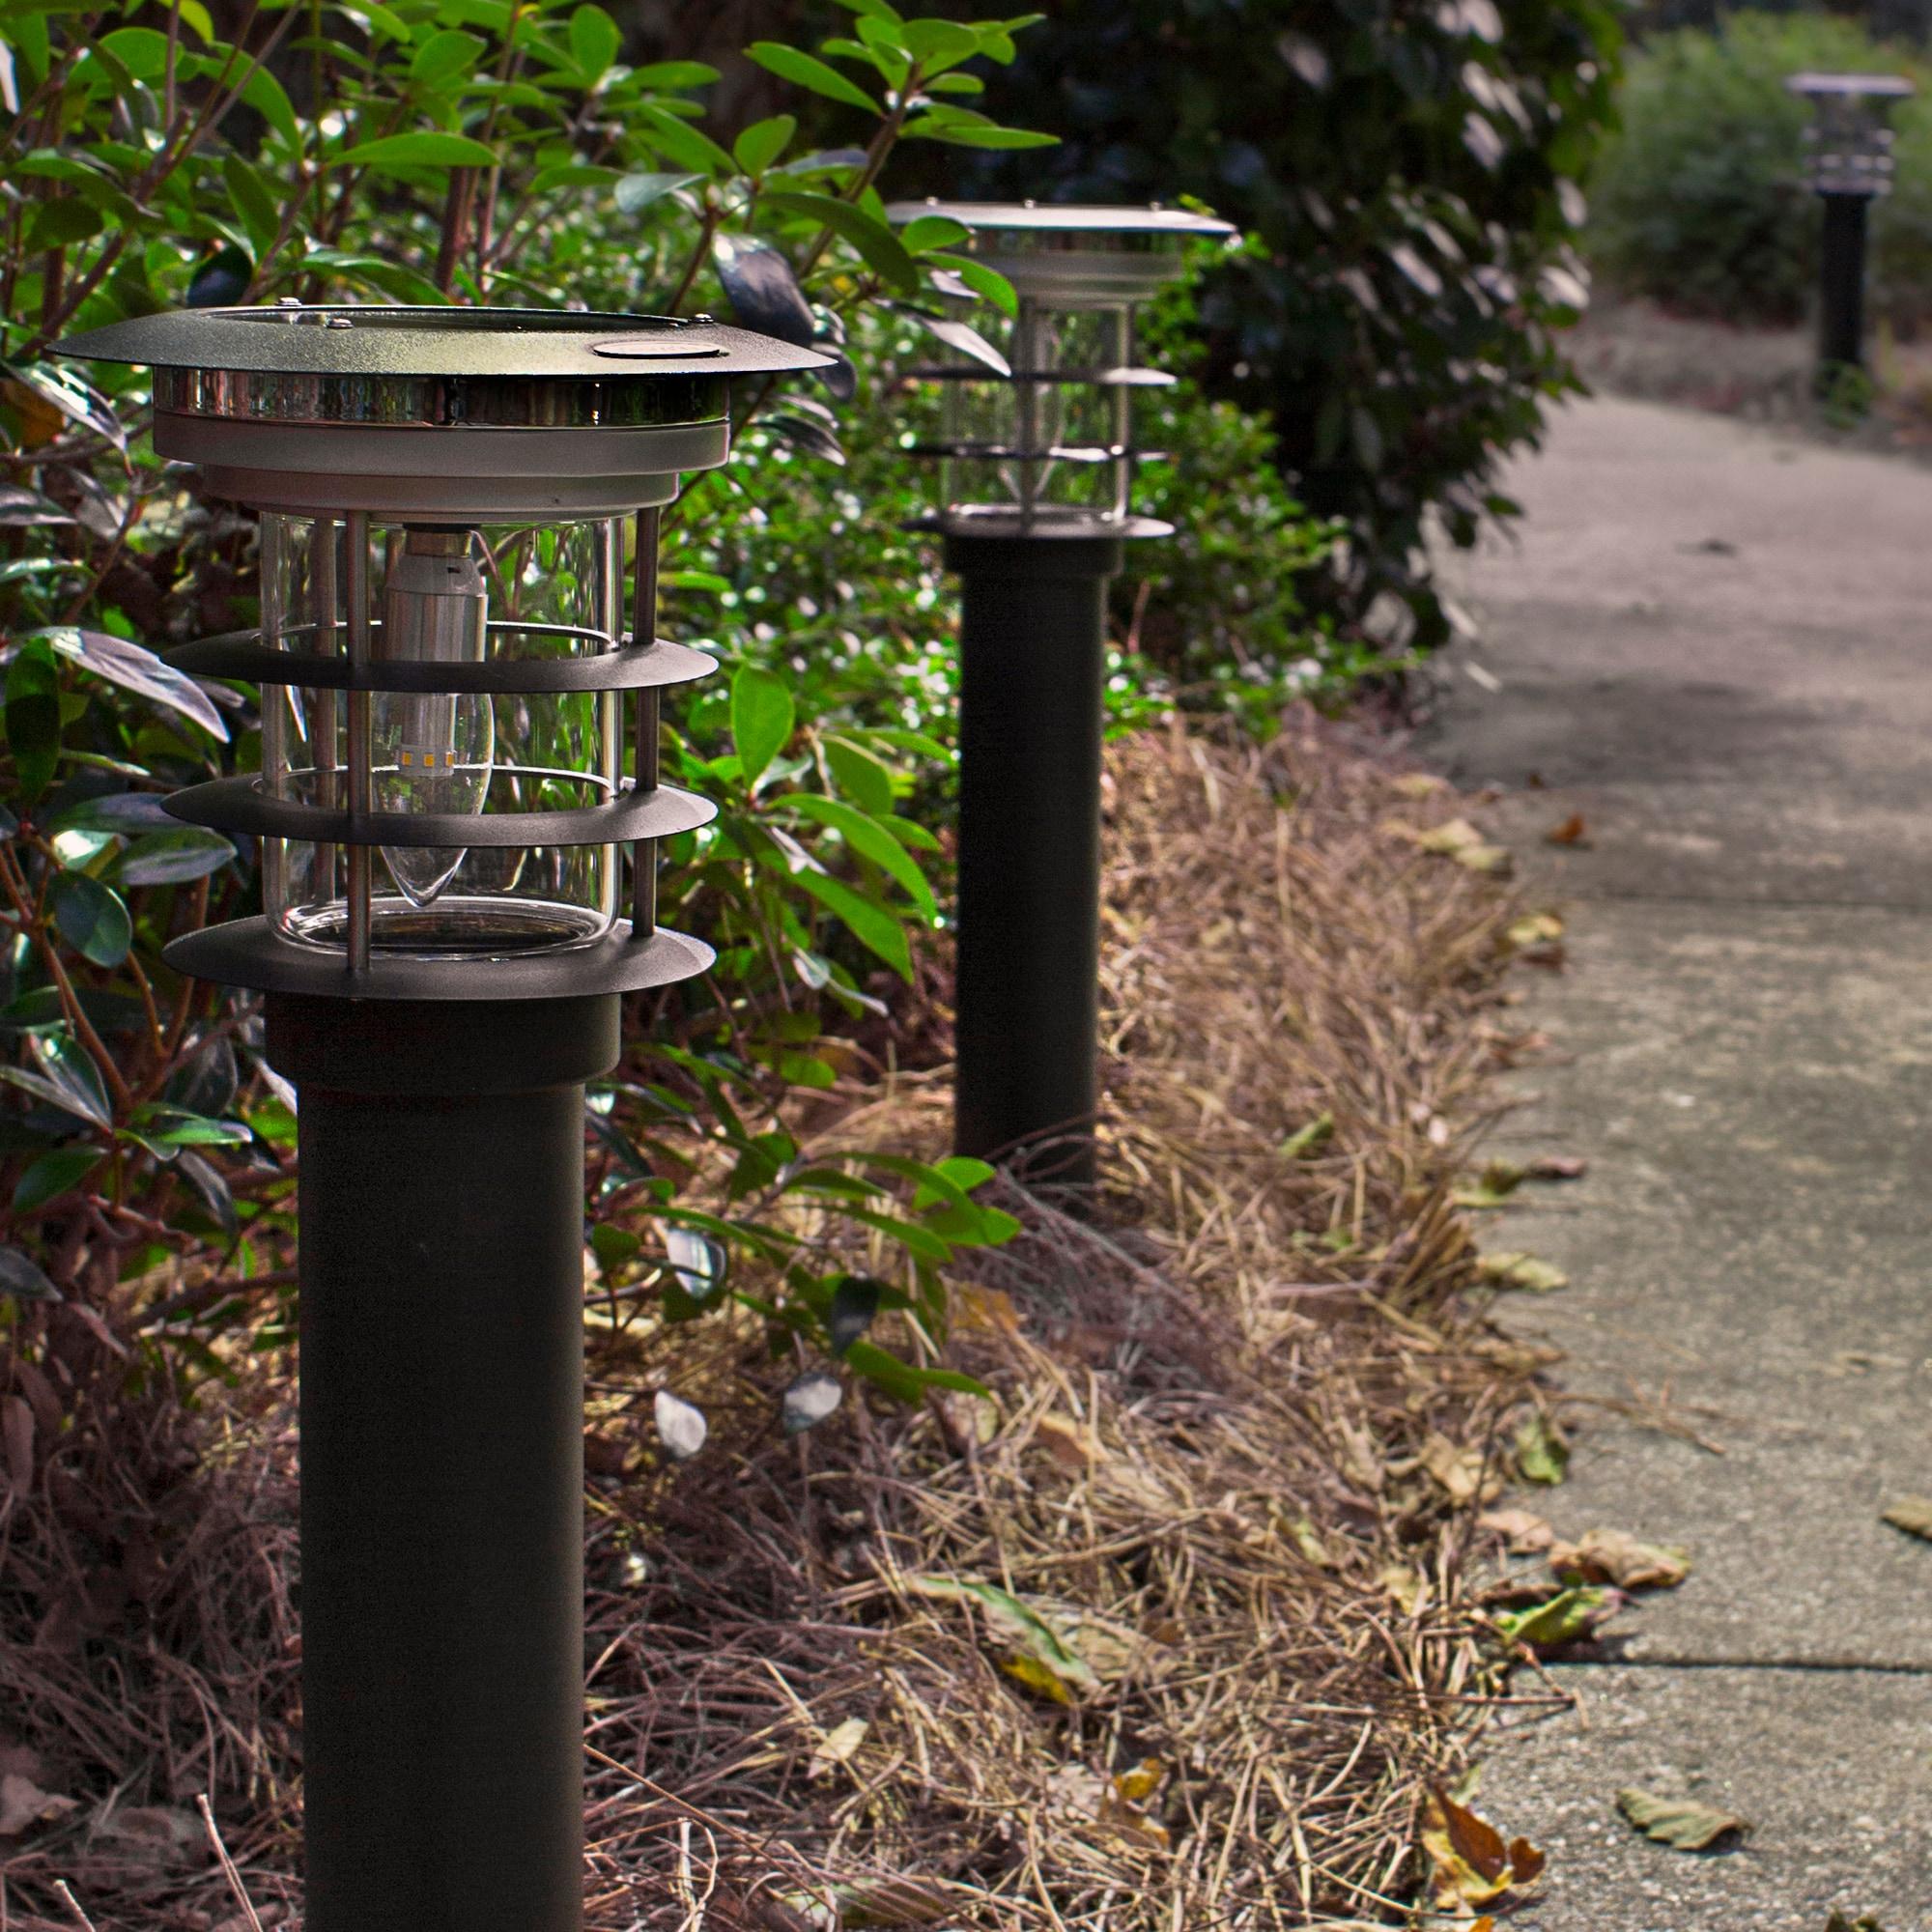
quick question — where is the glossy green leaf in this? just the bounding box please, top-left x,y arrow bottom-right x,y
568,4 -> 618,80
331,131 -> 499,170
746,41 -> 879,113
793,867 -> 913,980
730,664 -> 794,789
760,188 -> 919,292
409,27 -> 485,86
115,826 -> 236,887
733,113 -> 796,176
13,1149 -> 102,1213
775,793 -> 933,921
51,872 -> 131,968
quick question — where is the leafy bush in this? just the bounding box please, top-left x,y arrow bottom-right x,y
1587,11 -> 1932,327
0,1 -> 1339,1406
899,0 -> 1624,653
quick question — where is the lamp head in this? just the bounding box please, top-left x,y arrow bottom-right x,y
884,201 -> 1236,541
57,304 -> 832,996
1786,71 -> 1915,198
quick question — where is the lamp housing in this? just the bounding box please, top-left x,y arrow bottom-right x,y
1788,71 -> 1915,197
56,304 -> 830,1000
884,201 -> 1234,540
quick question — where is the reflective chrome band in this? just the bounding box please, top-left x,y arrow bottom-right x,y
164,915 -> 714,1001
918,504 -> 1174,541
163,773 -> 717,851
905,364 -> 1178,388
155,366 -> 731,428
170,631 -> 717,696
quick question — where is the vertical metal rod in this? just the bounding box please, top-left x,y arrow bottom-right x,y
1015,297 -> 1041,535
945,528 -> 1124,1194
1818,190 -> 1871,377
313,518 -> 340,906
1112,305 -> 1135,521
631,506 -> 662,941
259,517 -> 289,919
343,510 -> 372,974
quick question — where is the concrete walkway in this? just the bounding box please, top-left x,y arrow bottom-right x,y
1428,396 -> 1932,1932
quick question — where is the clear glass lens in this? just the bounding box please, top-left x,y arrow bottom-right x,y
937,299 -> 1137,526
259,513 -> 625,958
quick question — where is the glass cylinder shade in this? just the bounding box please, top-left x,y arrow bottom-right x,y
258,513 -> 622,956
938,298 -> 1138,527
888,201 -> 1235,540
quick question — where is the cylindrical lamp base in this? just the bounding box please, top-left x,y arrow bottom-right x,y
267,994 -> 618,1932
945,530 -> 1125,1191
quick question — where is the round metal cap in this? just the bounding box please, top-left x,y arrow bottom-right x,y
886,201 -> 1236,241
1786,71 -> 1916,99
886,201 -> 1236,302
56,304 -> 836,515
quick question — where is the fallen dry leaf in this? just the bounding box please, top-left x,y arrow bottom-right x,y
808,1717 -> 868,1780
1385,814 -> 1514,875
0,1771 -> 76,1836
1526,1154 -> 1588,1180
1480,1506 -> 1554,1552
1477,1252 -> 1570,1293
1392,772 -> 1447,798
1616,1787 -> 1747,1852
1421,1434 -> 1492,1506
1880,1496 -> 1932,1544
1421,1787 -> 1547,1910
1515,1411 -> 1570,1486
1505,910 -> 1565,952
1545,812 -> 1588,845
1493,1586 -> 1616,1652
1549,1527 -> 1691,1591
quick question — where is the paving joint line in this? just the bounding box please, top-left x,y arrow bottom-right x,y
1517,886 -> 1932,917
1567,1653 -> 1932,1678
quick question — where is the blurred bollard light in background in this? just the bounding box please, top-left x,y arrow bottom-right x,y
1787,71 -> 1916,377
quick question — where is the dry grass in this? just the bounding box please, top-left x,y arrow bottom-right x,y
0,715 -> 1550,1929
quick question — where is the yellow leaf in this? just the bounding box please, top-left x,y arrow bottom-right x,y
999,1652 -> 1077,1705
1478,1251 -> 1570,1293
807,1717 -> 868,1780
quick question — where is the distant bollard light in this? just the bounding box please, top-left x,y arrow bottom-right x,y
1789,71 -> 1914,198
890,199 -> 1234,538
1786,72 -> 1916,377
883,202 -> 1235,1194
56,302 -> 830,1932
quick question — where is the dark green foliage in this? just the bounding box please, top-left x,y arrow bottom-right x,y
932,0 -> 1623,652
0,0 -> 1341,1406
1588,14 -> 1932,328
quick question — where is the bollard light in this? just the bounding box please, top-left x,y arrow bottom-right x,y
1786,72 -> 1915,375
57,303 -> 828,1932
885,201 -> 1233,1190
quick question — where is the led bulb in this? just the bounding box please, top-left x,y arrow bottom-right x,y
375,528 -> 494,907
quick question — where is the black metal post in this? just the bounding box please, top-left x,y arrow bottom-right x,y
266,993 -> 620,1932
1818,190 -> 1871,374
945,528 -> 1125,1190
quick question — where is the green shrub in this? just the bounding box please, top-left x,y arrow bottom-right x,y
0,0 -> 1340,1406
1588,12 -> 1932,327
895,0 -> 1624,654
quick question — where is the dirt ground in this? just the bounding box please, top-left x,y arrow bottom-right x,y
1569,290 -> 1932,455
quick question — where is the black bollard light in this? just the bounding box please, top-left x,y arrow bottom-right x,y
1788,71 -> 1915,379
56,304 -> 828,1932
886,201 -> 1233,1190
